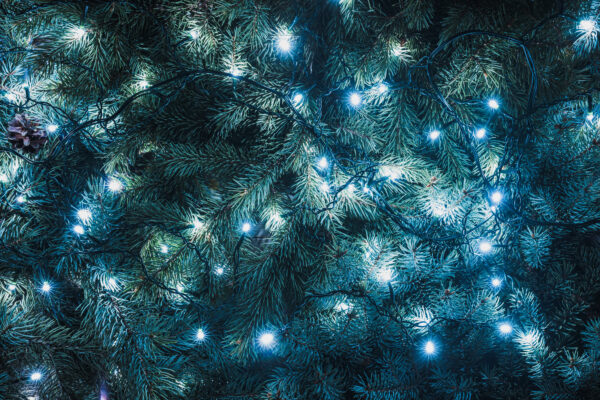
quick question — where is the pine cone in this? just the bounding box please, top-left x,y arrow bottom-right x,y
6,114 -> 48,154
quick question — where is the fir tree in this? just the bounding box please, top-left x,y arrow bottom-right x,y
1,0 -> 600,399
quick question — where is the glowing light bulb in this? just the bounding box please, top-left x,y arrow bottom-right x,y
107,178 -> 123,192
320,181 -> 330,193
229,66 -> 243,77
392,45 -> 407,57
7,284 -> 16,291
242,222 -> 252,233
336,302 -> 350,312
475,128 -> 486,139
160,244 -> 168,253
479,240 -> 492,253
318,157 -> 328,169
487,99 -> 499,110
190,29 -> 199,39
521,331 -> 535,345
30,372 -> 42,381
491,277 -> 502,288
77,208 -> 92,223
349,92 -> 362,107
215,266 -> 224,275
139,80 -> 150,89
47,124 -> 58,133
586,112 -> 594,121
0,174 -> 8,183
346,183 -> 356,193
258,332 -> 275,348
377,83 -> 388,94
71,27 -> 86,40
73,224 -> 84,235
490,191 -> 503,204
378,269 -> 393,283
277,33 -> 292,52
41,281 -> 51,293
108,278 -> 117,290
16,195 -> 25,203
5,93 -> 16,102
499,323 -> 513,335
293,93 -> 304,106
193,218 -> 204,230
579,19 -> 596,33
429,130 -> 440,141
424,340 -> 436,355
196,328 -> 206,341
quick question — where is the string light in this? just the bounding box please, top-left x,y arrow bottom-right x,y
229,66 -> 243,77
107,178 -> 123,192
349,92 -> 362,107
16,195 -> 25,203
5,92 -> 17,102
276,33 -> 292,53
499,322 -> 513,335
293,93 -> 304,106
190,29 -> 199,39
107,278 -> 118,291
317,157 -> 328,169
377,269 -> 393,283
335,302 -> 351,312
423,340 -> 436,355
586,112 -> 594,121
491,277 -> 502,288
320,181 -> 330,193
196,328 -> 206,341
0,173 -> 8,183
193,218 -> 204,230
30,372 -> 42,381
77,208 -> 92,223
479,240 -> 492,253
41,281 -> 51,293
377,83 -> 388,94
70,27 -> 87,40
429,129 -> 440,141
487,99 -> 500,110
242,222 -> 252,233
215,266 -> 224,275
139,80 -> 150,89
490,190 -> 503,204
7,284 -> 16,291
258,332 -> 276,349
160,244 -> 168,253
47,124 -> 58,133
475,128 -> 486,139
73,224 -> 84,235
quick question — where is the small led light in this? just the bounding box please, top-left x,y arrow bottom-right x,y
160,244 -> 168,254
349,92 -> 362,107
318,157 -> 328,169
378,269 -> 393,283
139,80 -> 150,89
47,124 -> 58,133
30,372 -> 42,381
70,27 -> 86,40
377,83 -> 388,94
579,19 -> 596,33
586,112 -> 594,121
479,240 -> 492,253
41,281 -> 51,293
5,93 -> 17,102
107,178 -> 123,192
229,66 -> 243,77
521,331 -> 536,345
491,277 -> 502,288
196,328 -> 206,341
277,33 -> 292,52
491,191 -> 503,204
7,284 -> 16,291
242,222 -> 252,233
475,128 -> 486,139
487,99 -> 499,110
429,130 -> 440,140
73,225 -> 84,235
77,208 -> 92,223
107,278 -> 117,290
499,323 -> 513,335
392,45 -> 407,57
16,195 -> 25,203
0,174 -> 8,183
215,266 -> 224,275
258,332 -> 276,349
346,183 -> 356,193
293,93 -> 304,106
190,29 -> 199,40
424,340 -> 436,355
320,181 -> 330,193
336,302 -> 350,312
193,218 -> 204,230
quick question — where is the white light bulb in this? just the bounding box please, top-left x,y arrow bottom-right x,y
475,128 -> 486,139
72,27 -> 86,40
242,222 -> 251,233
579,19 -> 596,33
176,283 -> 185,292
139,80 -> 150,89
392,45 -> 407,57
277,34 -> 292,52
190,30 -> 199,39
0,174 -> 8,183
318,157 -> 328,169
16,195 -> 25,203
293,93 -> 304,106
160,244 -> 168,253
107,278 -> 117,290
349,93 -> 362,107
229,66 -> 243,77
429,130 -> 440,140
487,99 -> 499,110
377,83 -> 388,94
586,112 -> 594,121
47,124 -> 58,133
499,323 -> 513,335
320,181 -> 330,193
336,302 -> 350,312
196,328 -> 206,341
77,208 -> 92,223
490,191 -> 503,204
491,277 -> 502,288
479,240 -> 492,253
378,269 -> 393,283
424,340 -> 436,355
73,224 -> 84,235
193,218 -> 204,230
41,282 -> 51,293
258,332 -> 275,348
432,205 -> 445,217
5,93 -> 17,102
30,372 -> 42,381
107,178 -> 123,192
521,332 -> 535,345
346,183 -> 356,193
215,266 -> 224,275
8,284 -> 16,291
